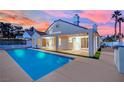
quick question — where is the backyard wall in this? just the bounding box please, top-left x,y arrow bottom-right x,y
114,47 -> 124,73
0,40 -> 32,49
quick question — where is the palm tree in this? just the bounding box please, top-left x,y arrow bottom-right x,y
118,17 -> 124,41
112,10 -> 122,40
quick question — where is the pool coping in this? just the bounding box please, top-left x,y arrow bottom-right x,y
31,48 -> 77,59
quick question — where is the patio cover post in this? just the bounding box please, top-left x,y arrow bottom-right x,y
97,36 -> 101,49
56,35 -> 59,51
88,32 -> 94,57
40,37 -> 42,48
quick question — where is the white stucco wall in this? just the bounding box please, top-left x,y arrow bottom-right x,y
26,40 -> 32,47
114,47 -> 124,73
32,32 -> 41,48
88,32 -> 94,57
94,35 -> 99,54
46,20 -> 93,35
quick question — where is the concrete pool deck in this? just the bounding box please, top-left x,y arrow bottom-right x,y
0,48 -> 124,82
0,50 -> 32,82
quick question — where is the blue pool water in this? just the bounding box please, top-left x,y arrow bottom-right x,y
7,49 -> 73,80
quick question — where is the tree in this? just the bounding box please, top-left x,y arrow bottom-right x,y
0,22 -> 12,39
0,22 -> 4,37
0,22 -> 17,39
9,25 -> 17,38
14,25 -> 23,35
118,17 -> 124,41
14,26 -> 23,31
4,23 -> 12,39
0,22 -> 24,39
112,10 -> 122,40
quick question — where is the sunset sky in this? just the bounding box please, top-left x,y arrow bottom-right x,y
0,10 -> 124,36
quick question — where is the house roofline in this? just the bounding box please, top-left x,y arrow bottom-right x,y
45,19 -> 90,34
56,19 -> 89,30
35,31 -> 46,36
95,31 -> 101,37
25,30 -> 34,36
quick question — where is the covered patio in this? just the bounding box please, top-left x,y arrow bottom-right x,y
40,33 -> 89,56
57,33 -> 89,56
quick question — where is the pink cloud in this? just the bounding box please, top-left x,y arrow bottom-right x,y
33,22 -> 50,32
120,23 -> 124,34
0,10 -> 23,17
79,10 -> 112,23
43,10 -> 72,18
0,10 -> 50,32
0,16 -> 37,25
98,25 -> 114,36
0,10 -> 17,16
99,22 -> 124,36
80,23 -> 93,29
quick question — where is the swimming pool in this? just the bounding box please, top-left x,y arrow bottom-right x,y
7,49 -> 73,80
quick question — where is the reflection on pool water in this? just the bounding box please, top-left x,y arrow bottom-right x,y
36,52 -> 46,59
7,49 -> 73,80
14,50 -> 25,57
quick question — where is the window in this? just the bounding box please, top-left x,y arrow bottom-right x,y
81,37 -> 88,48
42,39 -> 47,47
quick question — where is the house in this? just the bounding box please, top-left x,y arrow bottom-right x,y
32,29 -> 46,48
23,30 -> 34,39
16,35 -> 23,39
33,14 -> 100,57
22,30 -> 34,47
